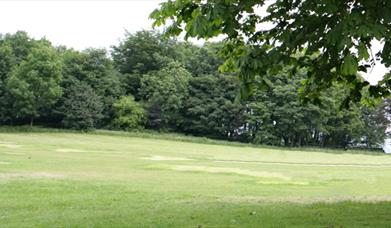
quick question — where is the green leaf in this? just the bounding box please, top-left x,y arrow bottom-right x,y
381,41 -> 391,67
341,54 -> 358,75
357,43 -> 369,61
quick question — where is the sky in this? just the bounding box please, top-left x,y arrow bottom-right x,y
0,0 -> 164,50
0,0 -> 388,84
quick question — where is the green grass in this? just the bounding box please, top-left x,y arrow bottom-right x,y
1,130 -> 391,227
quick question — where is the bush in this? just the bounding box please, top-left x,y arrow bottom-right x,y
112,96 -> 146,130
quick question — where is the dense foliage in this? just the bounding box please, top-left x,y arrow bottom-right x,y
112,96 -> 146,130
150,0 -> 391,105
60,83 -> 103,130
6,41 -> 62,126
0,30 -> 389,149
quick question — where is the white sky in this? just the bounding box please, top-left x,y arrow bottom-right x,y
0,0 -> 164,50
0,0 -> 388,84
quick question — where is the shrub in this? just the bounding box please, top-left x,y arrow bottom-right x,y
112,96 -> 146,130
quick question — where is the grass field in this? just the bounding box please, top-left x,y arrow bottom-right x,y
1,131 -> 391,227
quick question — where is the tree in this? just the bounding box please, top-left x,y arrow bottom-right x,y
139,61 -> 191,129
112,96 -> 146,130
60,48 -> 123,126
112,30 -> 181,101
175,42 -> 224,76
60,83 -> 103,130
0,31 -> 36,124
5,42 -> 62,125
182,74 -> 245,139
359,101 -> 390,148
0,42 -> 14,124
112,30 -> 177,75
151,0 -> 391,103
244,68 -> 325,146
240,65 -> 388,148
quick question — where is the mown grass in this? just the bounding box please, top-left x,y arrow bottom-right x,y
0,126 -> 384,155
1,130 -> 391,227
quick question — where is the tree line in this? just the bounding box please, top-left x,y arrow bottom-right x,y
0,31 -> 389,148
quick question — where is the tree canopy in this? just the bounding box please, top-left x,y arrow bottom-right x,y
60,82 -> 103,130
150,0 -> 391,104
6,42 -> 62,125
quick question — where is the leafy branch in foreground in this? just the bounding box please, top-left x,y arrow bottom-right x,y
150,0 -> 391,104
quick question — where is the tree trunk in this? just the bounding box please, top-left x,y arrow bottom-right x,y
283,137 -> 289,146
30,117 -> 34,127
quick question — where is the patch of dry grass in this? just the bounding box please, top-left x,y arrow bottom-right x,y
171,165 -> 290,180
143,155 -> 194,161
0,172 -> 65,179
